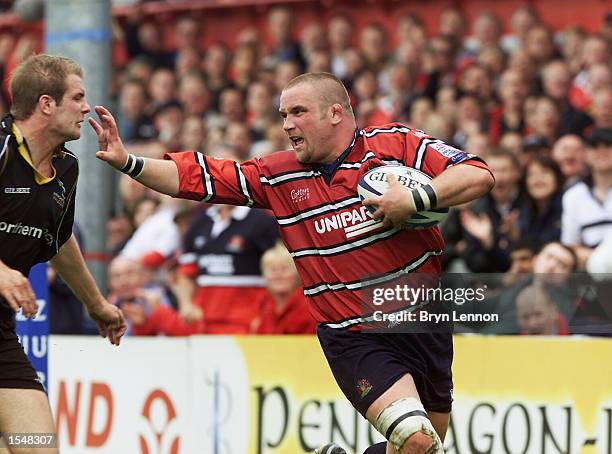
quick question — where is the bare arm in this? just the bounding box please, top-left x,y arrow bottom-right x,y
430,164 -> 495,208
50,235 -> 105,308
363,163 -> 494,228
50,234 -> 127,345
134,158 -> 180,197
172,274 -> 203,323
89,105 -> 180,196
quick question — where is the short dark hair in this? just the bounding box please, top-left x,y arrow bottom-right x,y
512,237 -> 542,255
587,128 -> 612,147
10,54 -> 83,120
284,72 -> 354,117
487,147 -> 522,171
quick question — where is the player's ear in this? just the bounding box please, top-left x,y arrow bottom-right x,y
38,94 -> 55,115
330,103 -> 343,125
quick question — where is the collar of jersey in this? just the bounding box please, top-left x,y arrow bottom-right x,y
12,123 -> 57,185
316,127 -> 360,183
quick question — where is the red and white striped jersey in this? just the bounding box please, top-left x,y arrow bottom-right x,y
165,123 -> 491,328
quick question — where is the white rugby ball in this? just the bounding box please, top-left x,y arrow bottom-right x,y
357,165 -> 449,229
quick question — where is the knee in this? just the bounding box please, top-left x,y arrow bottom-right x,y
401,431 -> 434,453
373,397 -> 443,454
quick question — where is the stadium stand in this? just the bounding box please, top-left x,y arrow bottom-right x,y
1,0 -> 611,336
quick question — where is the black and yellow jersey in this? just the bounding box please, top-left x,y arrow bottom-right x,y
0,114 -> 78,336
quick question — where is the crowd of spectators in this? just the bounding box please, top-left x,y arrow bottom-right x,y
2,3 -> 612,336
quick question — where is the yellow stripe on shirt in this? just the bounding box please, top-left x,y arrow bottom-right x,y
12,123 -> 56,185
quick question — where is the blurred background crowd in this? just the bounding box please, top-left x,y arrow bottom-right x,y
1,0 -> 611,337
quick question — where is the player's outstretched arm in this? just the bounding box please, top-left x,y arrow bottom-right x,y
89,105 -> 180,197
50,234 -> 127,345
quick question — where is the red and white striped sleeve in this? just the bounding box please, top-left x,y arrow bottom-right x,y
404,131 -> 491,178
164,151 -> 270,208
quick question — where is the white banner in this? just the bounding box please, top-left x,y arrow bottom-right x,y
49,336 -> 192,453
48,335 -> 612,454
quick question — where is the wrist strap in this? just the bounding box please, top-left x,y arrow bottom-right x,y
120,154 -> 145,179
410,184 -> 438,211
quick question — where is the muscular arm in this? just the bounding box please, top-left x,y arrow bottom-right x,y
430,163 -> 495,208
364,163 -> 494,227
91,105 -> 270,207
50,234 -> 105,310
50,234 -> 127,344
135,158 -> 180,197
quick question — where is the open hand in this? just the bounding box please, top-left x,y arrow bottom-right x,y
88,105 -> 129,170
460,210 -> 494,249
499,209 -> 520,240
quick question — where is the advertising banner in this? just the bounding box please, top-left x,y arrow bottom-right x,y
49,337 -> 192,453
48,335 -> 612,454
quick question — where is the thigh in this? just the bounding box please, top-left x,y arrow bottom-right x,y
318,327 -> 453,416
0,388 -> 57,454
0,335 -> 45,392
428,411 -> 450,442
0,336 -> 55,454
317,326 -> 413,416
365,373 -> 419,422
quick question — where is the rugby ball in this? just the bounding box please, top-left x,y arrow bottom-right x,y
357,165 -> 449,229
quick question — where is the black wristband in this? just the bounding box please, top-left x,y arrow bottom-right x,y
411,188 -> 426,212
120,154 -> 134,173
120,154 -> 145,179
422,184 -> 438,209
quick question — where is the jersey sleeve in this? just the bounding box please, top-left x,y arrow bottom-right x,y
55,168 -> 78,254
164,151 -> 269,209
404,131 -> 491,178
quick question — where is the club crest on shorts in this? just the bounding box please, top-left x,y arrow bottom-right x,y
357,378 -> 373,399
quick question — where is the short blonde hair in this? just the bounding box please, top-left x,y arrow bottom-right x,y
260,241 -> 297,273
10,54 -> 83,120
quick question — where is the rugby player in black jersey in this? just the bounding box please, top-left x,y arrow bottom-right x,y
0,54 -> 126,453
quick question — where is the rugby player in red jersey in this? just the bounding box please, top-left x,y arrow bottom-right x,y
91,72 -> 493,454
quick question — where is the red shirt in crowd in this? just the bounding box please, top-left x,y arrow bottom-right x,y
252,288 -> 318,334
